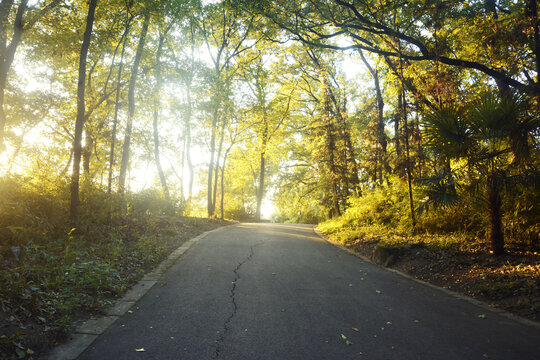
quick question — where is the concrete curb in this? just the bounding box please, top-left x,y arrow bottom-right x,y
45,225 -> 229,360
313,227 -> 540,331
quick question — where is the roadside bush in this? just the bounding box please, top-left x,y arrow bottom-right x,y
0,175 -> 220,359
127,189 -> 179,216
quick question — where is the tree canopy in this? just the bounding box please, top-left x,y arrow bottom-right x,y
0,0 -> 538,256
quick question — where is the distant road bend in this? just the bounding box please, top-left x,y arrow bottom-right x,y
80,223 -> 540,360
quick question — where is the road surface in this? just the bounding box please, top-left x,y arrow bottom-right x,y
79,223 -> 540,359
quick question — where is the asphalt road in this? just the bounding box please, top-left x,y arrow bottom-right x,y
79,223 -> 540,360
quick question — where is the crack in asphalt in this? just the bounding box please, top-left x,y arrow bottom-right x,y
214,243 -> 259,359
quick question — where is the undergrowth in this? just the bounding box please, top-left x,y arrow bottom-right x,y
0,176 -> 221,359
318,177 -> 538,253
317,178 -> 540,320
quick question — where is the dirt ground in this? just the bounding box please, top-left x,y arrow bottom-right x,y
343,237 -> 540,322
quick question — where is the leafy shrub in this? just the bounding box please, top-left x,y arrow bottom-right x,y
126,189 -> 179,216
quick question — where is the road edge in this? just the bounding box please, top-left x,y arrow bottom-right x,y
312,226 -> 540,331
44,225 -> 232,360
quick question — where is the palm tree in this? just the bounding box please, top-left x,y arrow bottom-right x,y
422,92 -> 537,255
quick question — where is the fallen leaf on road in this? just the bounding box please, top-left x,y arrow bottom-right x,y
135,348 -> 145,352
386,321 -> 392,325
375,290 -> 381,294
352,327 -> 359,332
346,340 -> 353,346
413,320 -> 419,323
341,334 -> 347,340
478,314 -> 486,318
349,284 -> 353,287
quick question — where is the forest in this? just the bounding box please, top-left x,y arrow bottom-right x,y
0,0 -> 539,358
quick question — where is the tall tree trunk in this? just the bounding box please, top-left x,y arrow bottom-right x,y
185,87 -> 194,203
394,93 -> 403,175
185,21 -> 196,204
255,116 -> 268,221
220,161 -> 226,221
108,22 -> 130,195
212,123 -> 225,214
118,13 -> 149,193
359,51 -> 387,175
207,107 -> 218,217
326,122 -> 341,218
220,146 -> 232,221
0,0 -> 27,151
487,173 -> 504,255
153,32 -> 170,200
255,151 -> 266,221
401,87 -> 416,228
70,0 -> 98,222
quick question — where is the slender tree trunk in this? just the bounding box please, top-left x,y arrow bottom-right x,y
487,173 -> 504,255
394,93 -> 403,176
255,110 -> 269,221
118,13 -> 149,193
108,24 -> 129,195
70,0 -> 98,222
220,146 -> 232,221
185,86 -> 194,203
207,104 -> 219,217
207,107 -> 218,217
153,32 -> 170,200
220,158 -> 226,221
359,51 -> 387,175
212,124 -> 225,213
107,37 -> 127,194
0,0 -> 27,151
185,22 -> 196,204
326,123 -> 341,218
326,87 -> 360,196
255,151 -> 266,221
401,87 -> 416,228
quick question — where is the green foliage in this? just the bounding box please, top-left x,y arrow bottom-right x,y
318,178 -> 412,240
0,176 -> 219,358
318,176 -> 488,247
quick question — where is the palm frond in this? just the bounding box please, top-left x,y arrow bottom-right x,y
422,103 -> 472,159
417,170 -> 460,214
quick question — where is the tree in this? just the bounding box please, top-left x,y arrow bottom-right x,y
252,0 -> 540,96
202,0 -> 256,217
152,24 -> 173,200
70,0 -> 98,222
118,12 -> 150,193
422,92 -> 538,254
358,50 -> 388,180
0,0 -> 61,151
